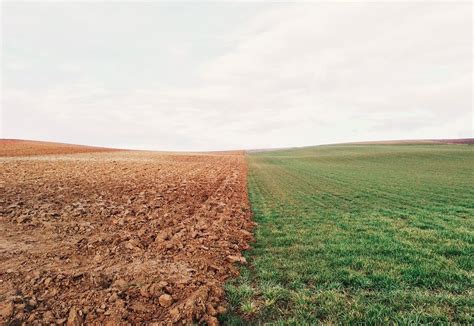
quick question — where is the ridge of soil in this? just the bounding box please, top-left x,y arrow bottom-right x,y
0,148 -> 254,325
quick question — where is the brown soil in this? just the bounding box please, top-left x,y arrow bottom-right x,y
0,145 -> 254,325
0,139 -> 122,157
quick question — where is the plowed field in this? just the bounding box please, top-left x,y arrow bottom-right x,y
0,142 -> 254,325
0,140 -> 121,157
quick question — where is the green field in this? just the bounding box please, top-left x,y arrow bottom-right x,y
222,144 -> 474,324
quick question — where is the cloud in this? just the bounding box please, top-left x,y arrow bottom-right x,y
58,64 -> 81,73
1,2 -> 472,150
4,61 -> 29,71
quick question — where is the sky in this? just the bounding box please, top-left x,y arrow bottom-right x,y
1,1 -> 472,151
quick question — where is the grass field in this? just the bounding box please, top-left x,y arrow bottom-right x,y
222,144 -> 474,324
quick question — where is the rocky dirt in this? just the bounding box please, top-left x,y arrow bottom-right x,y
0,143 -> 254,325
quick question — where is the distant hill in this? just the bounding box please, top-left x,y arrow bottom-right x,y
345,138 -> 474,145
0,139 -> 121,157
248,138 -> 474,153
2,138 -> 472,157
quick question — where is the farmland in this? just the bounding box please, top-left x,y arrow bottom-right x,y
1,140 -> 473,325
0,141 -> 253,325
0,139 -> 120,157
223,144 -> 474,324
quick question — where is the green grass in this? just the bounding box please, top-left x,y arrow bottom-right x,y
221,144 -> 474,325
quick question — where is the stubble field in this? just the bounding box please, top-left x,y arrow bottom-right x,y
224,144 -> 473,324
0,141 -> 254,325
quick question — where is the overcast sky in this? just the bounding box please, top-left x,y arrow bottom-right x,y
1,1 -> 472,151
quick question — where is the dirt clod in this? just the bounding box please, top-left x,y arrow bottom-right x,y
159,294 -> 173,307
227,255 -> 247,264
66,307 -> 83,326
0,302 -> 14,320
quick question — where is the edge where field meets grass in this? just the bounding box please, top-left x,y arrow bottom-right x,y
221,144 -> 473,325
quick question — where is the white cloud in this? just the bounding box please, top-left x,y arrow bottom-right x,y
4,61 -> 28,72
1,2 -> 472,150
58,64 -> 81,73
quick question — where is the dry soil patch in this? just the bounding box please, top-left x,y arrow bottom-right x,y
0,149 -> 253,325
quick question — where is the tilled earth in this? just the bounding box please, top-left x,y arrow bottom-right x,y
0,144 -> 254,325
0,140 -> 121,157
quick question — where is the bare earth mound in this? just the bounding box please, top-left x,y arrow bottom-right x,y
0,148 -> 254,324
0,139 -> 121,157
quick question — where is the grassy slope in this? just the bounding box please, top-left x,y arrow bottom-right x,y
222,144 -> 474,324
